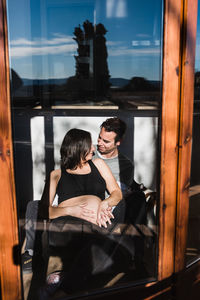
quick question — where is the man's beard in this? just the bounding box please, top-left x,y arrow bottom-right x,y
97,145 -> 117,155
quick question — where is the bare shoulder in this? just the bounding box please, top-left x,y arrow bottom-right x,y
93,158 -> 107,168
50,169 -> 61,181
92,158 -> 111,174
93,158 -> 117,186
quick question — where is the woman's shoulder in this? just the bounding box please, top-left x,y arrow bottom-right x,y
50,169 -> 61,180
92,158 -> 114,180
92,157 -> 103,164
92,158 -> 107,169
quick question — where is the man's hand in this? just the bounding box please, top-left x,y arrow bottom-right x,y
97,200 -> 114,228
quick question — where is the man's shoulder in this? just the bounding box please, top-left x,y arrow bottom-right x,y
118,152 -> 134,166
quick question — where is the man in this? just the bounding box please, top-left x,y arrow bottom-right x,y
94,117 -> 135,195
93,117 -> 146,225
22,117 -> 146,273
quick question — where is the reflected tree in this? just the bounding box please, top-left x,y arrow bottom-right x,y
11,69 -> 23,91
66,20 -> 110,101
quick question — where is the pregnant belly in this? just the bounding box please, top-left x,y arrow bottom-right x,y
58,195 -> 101,224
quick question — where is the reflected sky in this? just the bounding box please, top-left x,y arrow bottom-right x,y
7,0 -> 163,80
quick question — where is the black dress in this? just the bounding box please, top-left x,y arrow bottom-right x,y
48,161 -> 135,293
56,160 -> 106,205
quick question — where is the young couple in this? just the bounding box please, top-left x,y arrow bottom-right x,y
49,117 -> 134,228
23,117 -> 138,272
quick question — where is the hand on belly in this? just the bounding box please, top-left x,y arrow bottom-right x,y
58,195 -> 101,224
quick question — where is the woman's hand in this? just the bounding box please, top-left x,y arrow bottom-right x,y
67,203 -> 97,224
97,200 -> 114,228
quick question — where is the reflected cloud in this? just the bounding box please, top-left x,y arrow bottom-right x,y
10,44 -> 76,58
141,40 -> 151,46
108,46 -> 160,56
107,39 -> 160,57
106,0 -> 127,18
106,40 -> 124,46
136,34 -> 152,38
10,34 -> 76,58
132,40 -> 160,47
10,34 -> 160,58
10,33 -> 73,46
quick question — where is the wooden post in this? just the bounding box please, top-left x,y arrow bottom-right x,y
175,0 -> 198,272
159,0 -> 182,280
0,0 -> 21,299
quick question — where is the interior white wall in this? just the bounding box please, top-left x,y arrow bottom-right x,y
134,117 -> 158,189
31,117 -> 45,200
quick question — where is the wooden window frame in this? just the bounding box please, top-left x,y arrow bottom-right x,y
0,0 -> 21,299
0,0 -> 198,299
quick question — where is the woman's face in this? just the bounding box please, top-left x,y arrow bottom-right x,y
84,144 -> 95,162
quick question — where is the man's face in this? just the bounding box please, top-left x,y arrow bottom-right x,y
97,127 -> 120,155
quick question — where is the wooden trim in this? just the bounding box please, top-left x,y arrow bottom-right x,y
175,0 -> 198,272
158,0 -> 183,280
0,0 -> 21,299
0,0 -> 198,299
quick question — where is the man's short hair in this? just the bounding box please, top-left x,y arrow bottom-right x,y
100,117 -> 127,142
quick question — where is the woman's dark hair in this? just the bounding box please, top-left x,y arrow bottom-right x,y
60,129 -> 92,170
100,117 -> 127,142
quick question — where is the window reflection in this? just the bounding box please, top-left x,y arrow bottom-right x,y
7,0 -> 162,109
6,0 -> 162,298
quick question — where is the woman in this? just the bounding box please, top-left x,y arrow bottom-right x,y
49,128 -> 122,228
38,129 -> 123,298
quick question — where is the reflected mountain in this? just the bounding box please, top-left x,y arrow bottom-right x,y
110,77 -> 160,109
22,78 -> 67,86
11,73 -> 160,109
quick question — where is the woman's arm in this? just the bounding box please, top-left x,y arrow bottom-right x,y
93,158 -> 122,205
49,169 -> 69,219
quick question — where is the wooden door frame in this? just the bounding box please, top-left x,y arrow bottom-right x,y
0,0 -> 21,299
175,0 -> 198,272
158,0 -> 183,280
159,0 -> 198,280
0,0 -> 198,299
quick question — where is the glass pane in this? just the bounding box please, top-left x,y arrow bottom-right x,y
6,0 -> 162,298
7,0 -> 162,110
186,1 -> 200,266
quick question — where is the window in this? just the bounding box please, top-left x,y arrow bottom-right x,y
7,0 -> 162,110
6,0 -> 163,298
